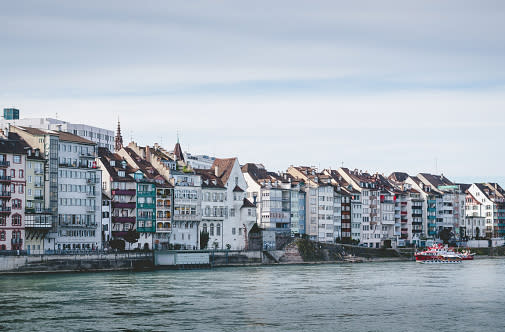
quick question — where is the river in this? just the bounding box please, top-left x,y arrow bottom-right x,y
1,259 -> 504,332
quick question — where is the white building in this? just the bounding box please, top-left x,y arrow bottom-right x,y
11,126 -> 102,251
2,116 -> 114,151
211,158 -> 256,250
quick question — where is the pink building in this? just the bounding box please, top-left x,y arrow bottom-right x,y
0,137 -> 26,251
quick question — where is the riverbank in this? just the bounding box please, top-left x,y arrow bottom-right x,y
2,240 -> 504,275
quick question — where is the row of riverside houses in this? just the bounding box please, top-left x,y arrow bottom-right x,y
0,109 -> 504,252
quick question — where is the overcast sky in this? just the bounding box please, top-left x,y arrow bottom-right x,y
2,0 -> 505,183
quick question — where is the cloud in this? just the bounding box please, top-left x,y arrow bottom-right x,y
1,0 -> 505,182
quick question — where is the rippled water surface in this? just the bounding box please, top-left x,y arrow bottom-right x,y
1,259 -> 505,331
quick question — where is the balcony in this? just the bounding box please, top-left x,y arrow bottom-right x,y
427,208 -> 436,212
0,175 -> 12,183
86,178 -> 99,185
25,220 -> 52,228
0,160 -> 10,168
137,226 -> 156,233
112,216 -> 135,223
112,189 -> 136,196
138,203 -> 155,210
11,238 -> 23,245
34,169 -> 44,175
0,191 -> 11,199
0,206 -> 11,214
112,202 -> 136,209
401,211 -> 408,215
34,182 -> 43,188
79,152 -> 97,158
173,214 -> 200,221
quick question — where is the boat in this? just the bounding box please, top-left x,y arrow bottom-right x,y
415,244 -> 463,263
458,250 -> 475,261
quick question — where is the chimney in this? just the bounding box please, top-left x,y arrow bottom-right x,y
146,145 -> 151,161
215,165 -> 219,177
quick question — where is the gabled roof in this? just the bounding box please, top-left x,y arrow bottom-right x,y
389,172 -> 409,183
57,131 -> 95,145
98,148 -> 136,182
233,185 -> 244,192
241,198 -> 256,208
418,173 -> 454,188
0,136 -> 28,154
211,158 -> 237,185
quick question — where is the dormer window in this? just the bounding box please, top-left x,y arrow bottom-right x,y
110,160 -> 116,167
121,161 -> 127,169
118,171 -> 125,177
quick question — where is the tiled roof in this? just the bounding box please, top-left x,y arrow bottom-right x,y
241,198 -> 256,208
194,168 -> 226,189
212,158 -> 236,185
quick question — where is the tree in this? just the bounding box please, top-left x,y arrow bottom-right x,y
439,228 -> 453,244
200,231 -> 210,249
109,239 -> 125,251
124,229 -> 140,250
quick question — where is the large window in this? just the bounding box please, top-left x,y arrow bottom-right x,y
12,214 -> 22,226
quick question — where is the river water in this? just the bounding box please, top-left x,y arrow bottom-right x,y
1,259 -> 504,332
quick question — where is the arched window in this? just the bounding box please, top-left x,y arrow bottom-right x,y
202,223 -> 207,233
0,217 -> 5,226
164,222 -> 170,229
157,222 -> 163,229
12,214 -> 22,226
216,224 -> 221,236
210,223 -> 214,236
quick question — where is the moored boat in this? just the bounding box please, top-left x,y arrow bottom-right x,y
415,244 -> 464,263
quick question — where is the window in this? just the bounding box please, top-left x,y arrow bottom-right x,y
0,231 -> 5,241
12,214 -> 22,226
18,184 -> 23,194
232,228 -> 236,235
13,155 -> 21,164
210,223 -> 214,236
12,199 -> 22,209
216,224 -> 221,236
10,169 -> 15,178
203,223 -> 207,233
19,170 -> 23,178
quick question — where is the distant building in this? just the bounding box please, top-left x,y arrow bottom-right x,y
3,108 -> 19,120
1,110 -> 114,151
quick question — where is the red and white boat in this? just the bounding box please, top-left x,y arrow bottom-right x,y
415,244 -> 463,264
458,249 -> 475,261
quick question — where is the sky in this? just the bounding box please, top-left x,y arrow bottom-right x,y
1,0 -> 505,184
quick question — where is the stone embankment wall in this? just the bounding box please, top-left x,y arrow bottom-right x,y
0,253 -> 154,274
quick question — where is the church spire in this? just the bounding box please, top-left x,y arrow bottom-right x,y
115,119 -> 123,152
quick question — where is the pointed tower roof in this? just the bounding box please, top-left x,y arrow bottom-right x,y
115,119 -> 123,152
173,134 -> 184,162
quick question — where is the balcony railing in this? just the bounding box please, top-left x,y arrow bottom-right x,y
173,214 -> 200,221
0,206 -> 11,213
0,161 -> 10,168
0,176 -> 12,182
25,220 -> 52,228
112,189 -> 136,196
112,202 -> 136,209
0,191 -> 11,198
112,216 -> 136,223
